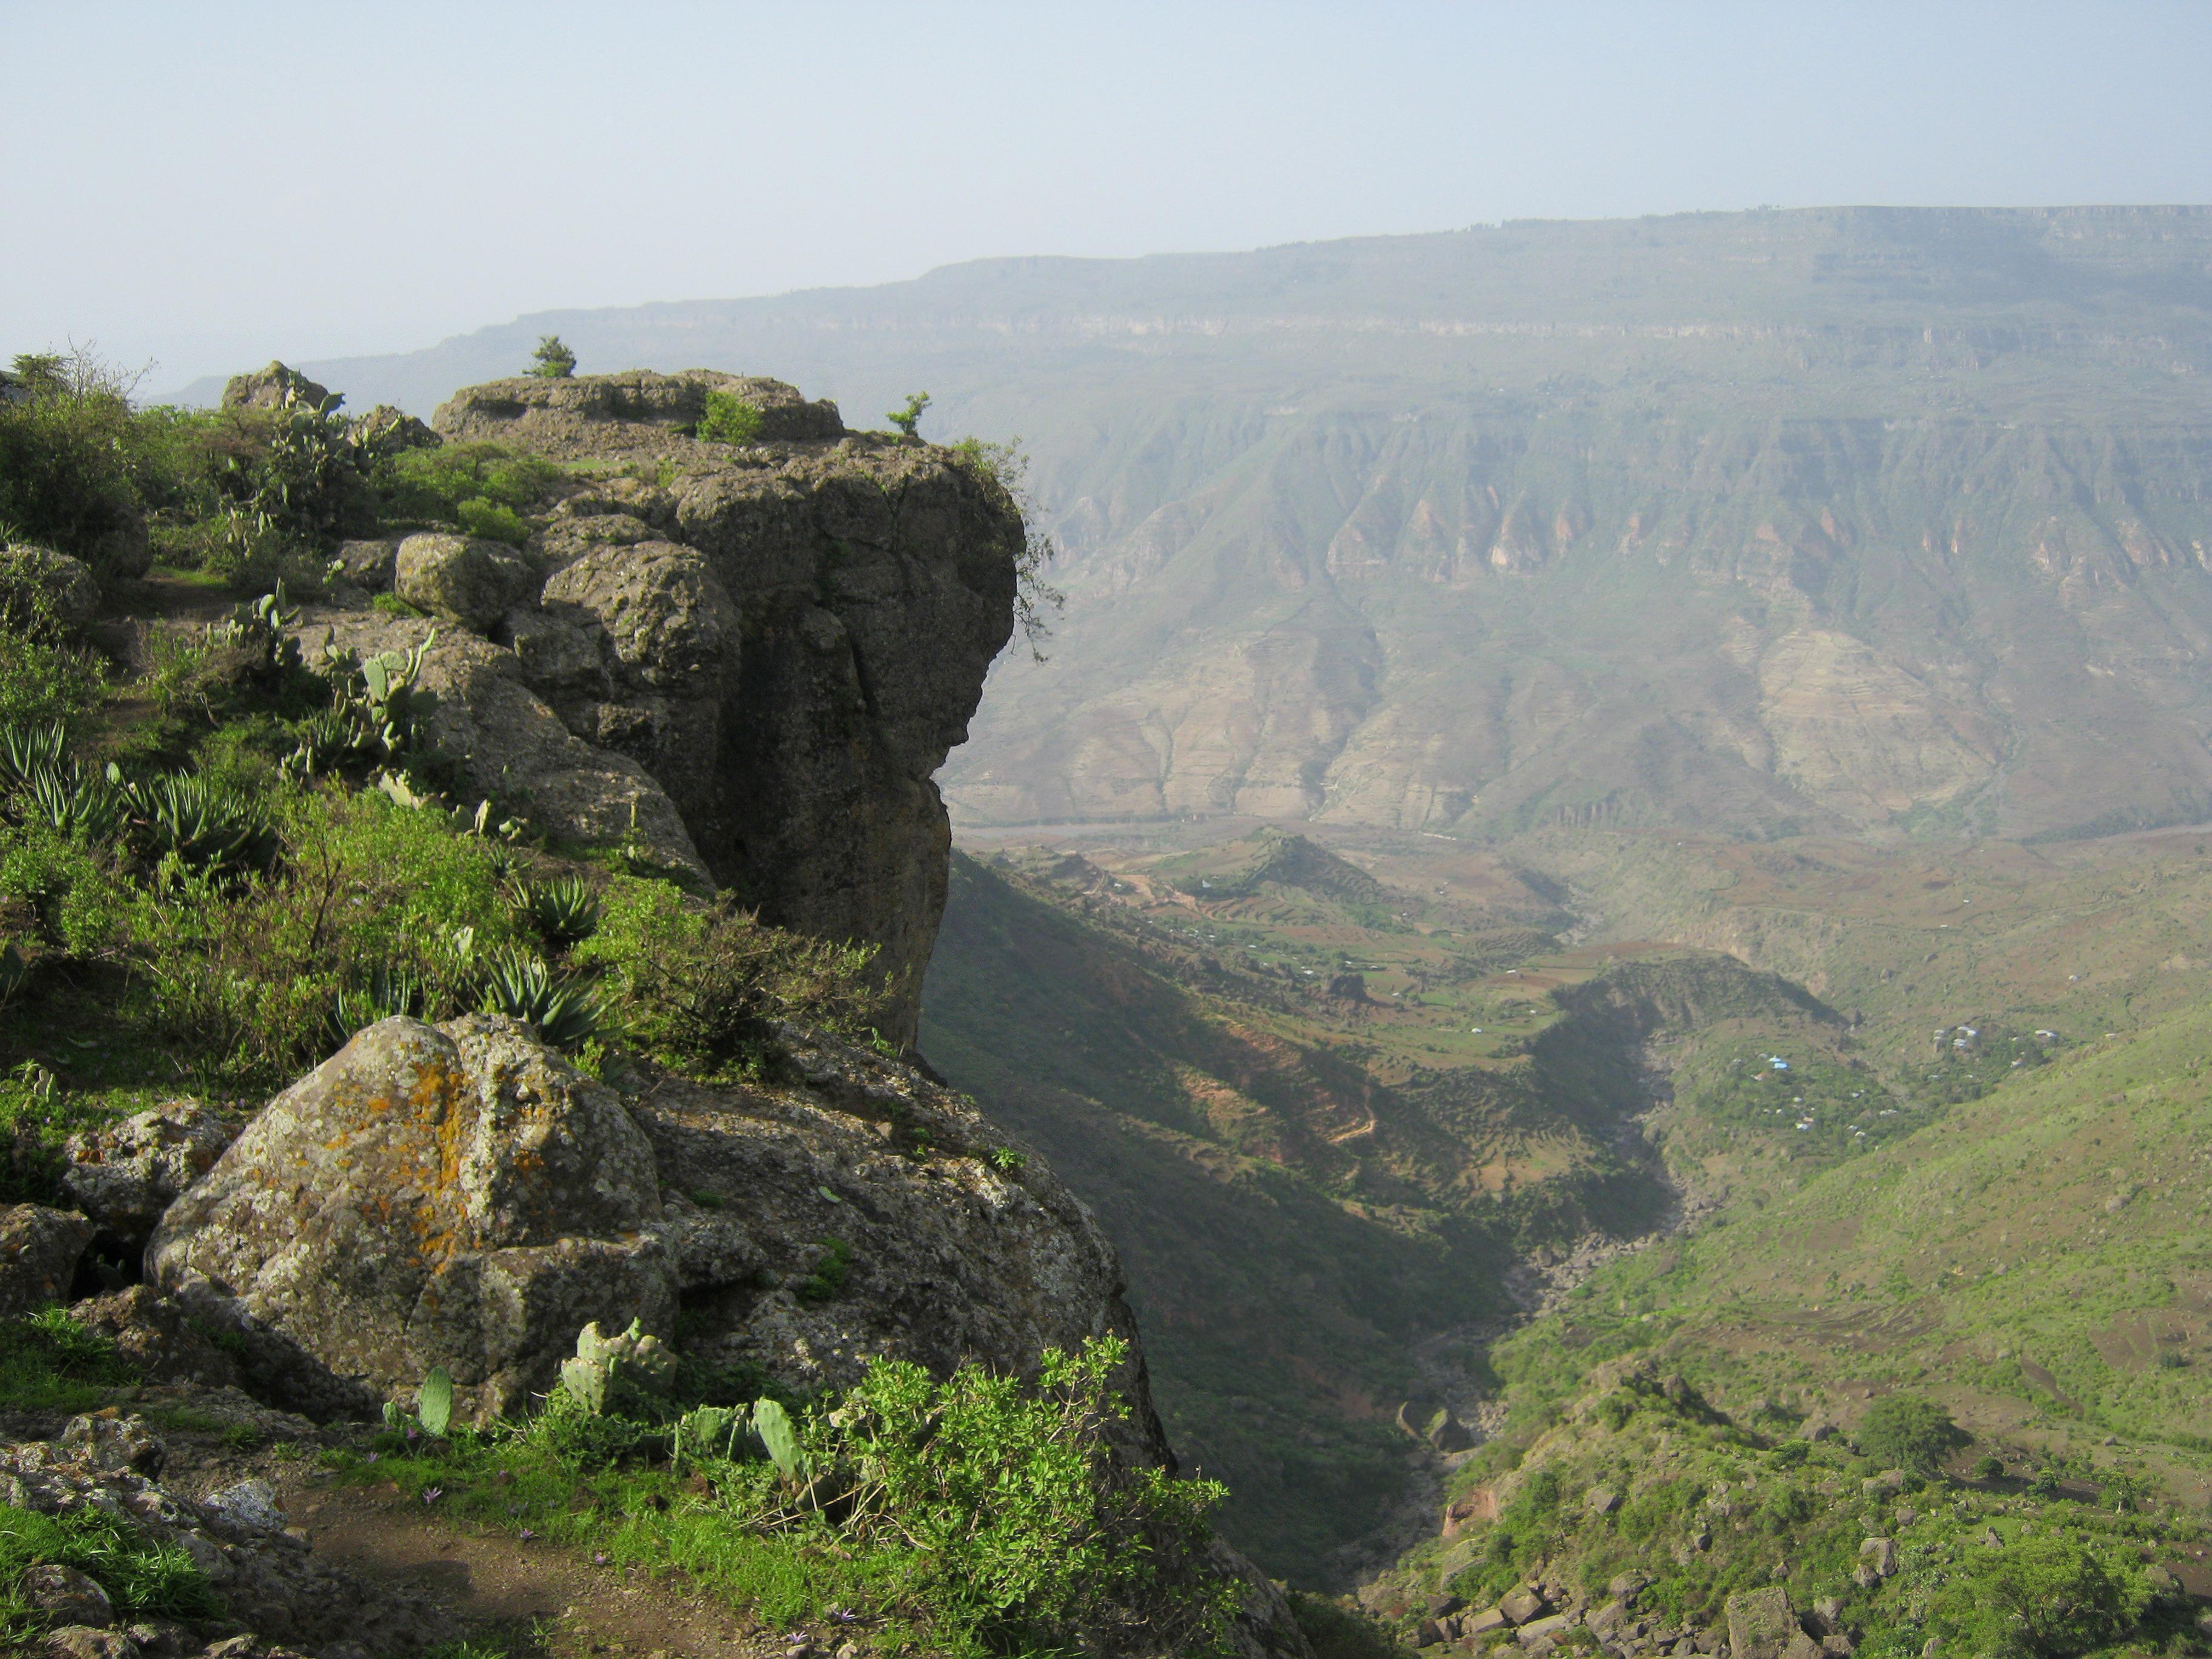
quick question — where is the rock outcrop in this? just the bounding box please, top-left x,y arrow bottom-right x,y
434,369 -> 842,447
221,363 -> 331,412
298,369 -> 1021,1039
3,544 -> 102,629
147,1014 -> 1158,1434
63,1101 -> 238,1256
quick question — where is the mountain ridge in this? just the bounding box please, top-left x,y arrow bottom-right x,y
162,207 -> 2212,842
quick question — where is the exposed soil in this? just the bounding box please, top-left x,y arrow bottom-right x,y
271,1470 -> 811,1659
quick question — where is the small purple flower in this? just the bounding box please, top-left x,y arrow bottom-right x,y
363,1452 -> 380,1464
592,1552 -> 611,1566
421,1487 -> 443,1506
405,1426 -> 419,1442
519,1528 -> 538,1541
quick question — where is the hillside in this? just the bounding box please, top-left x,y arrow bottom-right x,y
920,833 -> 1884,1583
195,207 -> 2212,842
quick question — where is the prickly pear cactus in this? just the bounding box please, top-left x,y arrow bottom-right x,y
557,1318 -> 674,1416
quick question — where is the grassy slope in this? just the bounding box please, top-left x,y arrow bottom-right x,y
1329,831 -> 2212,1654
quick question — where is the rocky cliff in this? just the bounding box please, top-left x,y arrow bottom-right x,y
323,368 -> 1021,1042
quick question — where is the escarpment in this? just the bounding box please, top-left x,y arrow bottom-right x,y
321,368 -> 1021,1042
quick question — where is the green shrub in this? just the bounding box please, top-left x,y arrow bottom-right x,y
808,1335 -> 1235,1653
575,879 -> 891,1071
378,442 -> 560,529
948,435 -> 1061,661
793,1238 -> 851,1304
0,355 -> 145,566
1943,1533 -> 2150,1657
128,789 -> 525,1087
528,336 -> 577,379
695,392 -> 763,445
886,391 -> 930,439
1854,1393 -> 1968,1475
455,497 -> 529,545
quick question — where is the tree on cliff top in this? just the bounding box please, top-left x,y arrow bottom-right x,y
528,336 -> 577,379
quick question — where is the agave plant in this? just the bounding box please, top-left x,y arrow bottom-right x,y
330,961 -> 432,1045
111,768 -> 272,876
281,705 -> 371,781
0,721 -> 65,788
27,762 -> 123,845
477,944 -> 600,1046
514,874 -> 601,949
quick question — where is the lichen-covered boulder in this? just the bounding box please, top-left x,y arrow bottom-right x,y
394,532 -> 537,630
147,1015 -> 672,1421
0,1204 -> 95,1315
62,1099 -> 237,1250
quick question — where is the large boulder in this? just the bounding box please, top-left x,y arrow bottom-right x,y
62,1100 -> 237,1253
0,1204 -> 95,1315
221,361 -> 329,412
329,537 -> 397,592
1728,1587 -> 1805,1659
393,532 -> 537,630
352,404 -> 440,451
148,1015 -> 673,1421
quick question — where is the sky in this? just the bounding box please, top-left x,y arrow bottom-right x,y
7,0 -> 2212,392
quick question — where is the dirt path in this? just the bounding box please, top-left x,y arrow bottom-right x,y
271,1469 -> 840,1659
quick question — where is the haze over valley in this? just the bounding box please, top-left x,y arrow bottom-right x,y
14,10 -> 2212,1655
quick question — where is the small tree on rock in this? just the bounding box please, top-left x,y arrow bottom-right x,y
888,390 -> 930,438
529,336 -> 577,380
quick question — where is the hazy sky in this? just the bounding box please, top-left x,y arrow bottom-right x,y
8,1 -> 2211,390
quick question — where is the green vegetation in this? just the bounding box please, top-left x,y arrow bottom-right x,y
885,391 -> 929,439
329,1330 -> 1235,1658
1854,1395 -> 1968,1476
0,1305 -> 136,1413
695,390 -> 763,444
1403,1362 -> 2180,1659
0,346 -> 561,586
528,335 -> 577,379
948,437 -> 1061,660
